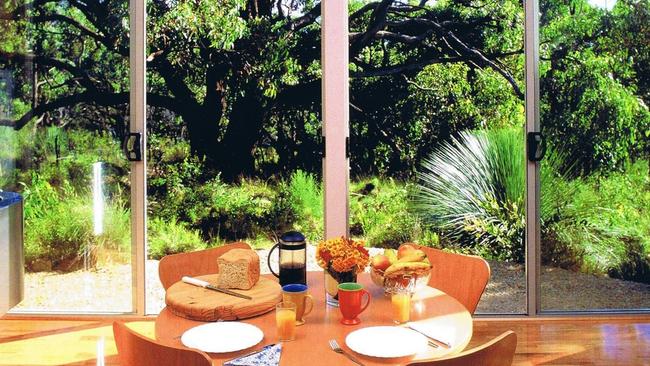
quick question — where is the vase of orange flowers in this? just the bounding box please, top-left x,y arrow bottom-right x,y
316,237 -> 370,307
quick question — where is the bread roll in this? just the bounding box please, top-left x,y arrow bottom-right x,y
217,249 -> 260,290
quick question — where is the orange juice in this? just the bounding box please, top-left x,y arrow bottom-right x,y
276,307 -> 296,341
391,293 -> 411,324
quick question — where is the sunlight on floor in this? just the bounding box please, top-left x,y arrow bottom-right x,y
0,321 -> 153,366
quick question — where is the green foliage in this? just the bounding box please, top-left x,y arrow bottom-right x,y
23,176 -> 130,269
415,128 -> 573,262
350,178 -> 424,249
543,161 -> 650,282
148,218 -> 206,259
285,170 -> 322,243
542,49 -> 650,173
539,0 -> 650,174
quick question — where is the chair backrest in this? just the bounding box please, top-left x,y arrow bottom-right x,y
415,245 -> 490,314
408,331 -> 517,366
158,242 -> 251,290
112,322 -> 212,366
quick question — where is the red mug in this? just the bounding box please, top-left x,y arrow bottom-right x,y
337,282 -> 371,325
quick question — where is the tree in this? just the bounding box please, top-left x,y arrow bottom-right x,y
1,0 -> 525,180
539,0 -> 650,173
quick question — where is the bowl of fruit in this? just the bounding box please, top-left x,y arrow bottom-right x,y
370,243 -> 432,295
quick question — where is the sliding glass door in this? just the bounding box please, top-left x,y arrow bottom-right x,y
2,0 -> 647,316
538,0 -> 650,312
1,0 -> 134,312
144,0 -> 324,314
346,0 -> 527,314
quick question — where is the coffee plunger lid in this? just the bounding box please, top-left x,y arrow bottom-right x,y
280,231 -> 305,244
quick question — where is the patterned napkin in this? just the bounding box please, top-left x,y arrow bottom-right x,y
223,343 -> 282,366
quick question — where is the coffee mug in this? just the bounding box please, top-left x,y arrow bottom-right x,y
282,284 -> 314,325
337,282 -> 371,325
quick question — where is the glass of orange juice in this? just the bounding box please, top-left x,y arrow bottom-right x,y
275,301 -> 297,341
391,292 -> 411,324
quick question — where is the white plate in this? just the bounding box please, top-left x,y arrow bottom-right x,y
181,322 -> 264,353
345,326 -> 428,358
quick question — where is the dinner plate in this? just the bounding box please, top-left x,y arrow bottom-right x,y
181,322 -> 264,353
345,326 -> 428,358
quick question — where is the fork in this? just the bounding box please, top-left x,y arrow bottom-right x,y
328,339 -> 365,366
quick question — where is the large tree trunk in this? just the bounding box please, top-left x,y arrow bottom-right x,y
184,105 -> 222,169
216,89 -> 267,181
184,64 -> 228,173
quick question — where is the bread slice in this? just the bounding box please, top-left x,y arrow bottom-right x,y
217,249 -> 260,290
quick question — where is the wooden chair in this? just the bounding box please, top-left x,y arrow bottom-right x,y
112,321 -> 212,366
158,242 -> 251,290
408,331 -> 517,366
414,245 -> 490,314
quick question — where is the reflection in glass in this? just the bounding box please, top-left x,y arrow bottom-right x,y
1,0 -> 133,312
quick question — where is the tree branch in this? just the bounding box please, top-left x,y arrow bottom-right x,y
351,12 -> 524,99
285,3 -> 320,31
350,29 -> 434,45
352,50 -> 522,79
0,91 -> 181,130
352,56 -> 463,77
350,0 -> 394,56
1,2 -> 129,56
0,51 -> 98,90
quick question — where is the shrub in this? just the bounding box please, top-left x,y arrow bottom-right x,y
23,177 -> 130,271
542,49 -> 650,174
286,170 -> 322,242
350,178 -> 423,248
414,128 -> 573,262
152,175 -> 295,243
543,161 -> 650,282
148,217 -> 206,259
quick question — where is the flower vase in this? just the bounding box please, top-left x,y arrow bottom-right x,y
324,269 -> 357,307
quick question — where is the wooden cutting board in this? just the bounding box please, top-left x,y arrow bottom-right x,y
165,274 -> 282,321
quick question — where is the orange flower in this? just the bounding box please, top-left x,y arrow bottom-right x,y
315,236 -> 370,274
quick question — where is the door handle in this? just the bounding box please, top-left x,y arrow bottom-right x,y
124,132 -> 142,161
527,132 -> 546,162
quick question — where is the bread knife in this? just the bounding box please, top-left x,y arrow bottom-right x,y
182,276 -> 253,300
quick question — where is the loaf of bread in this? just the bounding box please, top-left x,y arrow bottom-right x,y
217,249 -> 260,290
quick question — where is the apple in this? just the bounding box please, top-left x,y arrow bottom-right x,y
371,254 -> 391,272
397,244 -> 416,259
384,249 -> 398,264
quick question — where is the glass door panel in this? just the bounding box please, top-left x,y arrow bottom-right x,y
1,0 -> 133,312
348,0 -> 527,314
539,0 -> 650,311
145,1 -> 323,314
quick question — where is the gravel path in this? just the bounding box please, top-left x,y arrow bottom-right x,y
14,246 -> 649,314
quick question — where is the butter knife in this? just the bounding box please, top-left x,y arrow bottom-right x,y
406,324 -> 451,349
182,276 -> 252,300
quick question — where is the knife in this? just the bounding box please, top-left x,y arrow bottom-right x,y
182,276 -> 253,300
406,324 -> 452,349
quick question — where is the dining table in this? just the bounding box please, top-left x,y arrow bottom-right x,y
155,271 -> 473,365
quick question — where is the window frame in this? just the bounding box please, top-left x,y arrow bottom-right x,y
8,0 -> 649,317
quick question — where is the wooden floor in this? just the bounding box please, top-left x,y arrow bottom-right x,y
0,317 -> 648,365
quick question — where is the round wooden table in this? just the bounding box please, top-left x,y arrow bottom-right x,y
156,272 -> 472,365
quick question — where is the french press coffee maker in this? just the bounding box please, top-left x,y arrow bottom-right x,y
267,231 -> 307,286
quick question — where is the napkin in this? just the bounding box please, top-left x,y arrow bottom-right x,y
407,321 -> 456,347
223,343 -> 282,366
